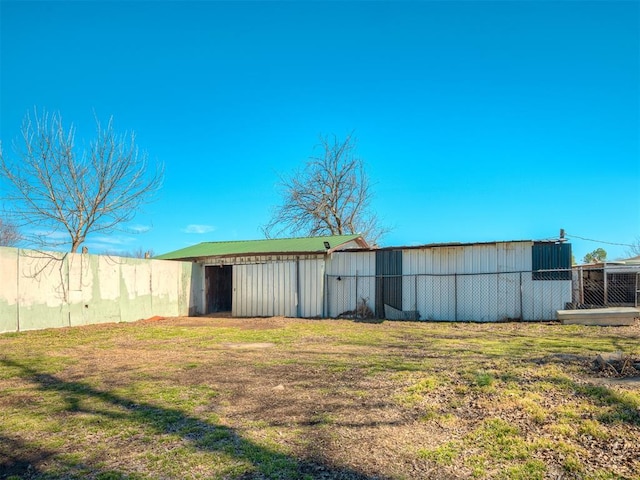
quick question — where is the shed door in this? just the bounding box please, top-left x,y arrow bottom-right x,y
233,262 -> 297,317
205,265 -> 233,313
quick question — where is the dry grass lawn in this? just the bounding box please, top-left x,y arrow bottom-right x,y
1,316 -> 639,479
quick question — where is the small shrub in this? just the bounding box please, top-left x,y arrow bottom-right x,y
578,419 -> 609,439
473,370 -> 494,388
418,441 -> 460,466
563,453 -> 584,474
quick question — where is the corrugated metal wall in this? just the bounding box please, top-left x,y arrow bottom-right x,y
399,242 -> 570,321
523,277 -> 572,321
375,250 -> 402,316
231,258 -> 325,318
227,241 -> 571,321
402,242 -> 533,275
298,259 -> 325,317
532,242 -> 572,280
325,251 -> 376,317
233,262 -> 296,317
401,243 -> 529,321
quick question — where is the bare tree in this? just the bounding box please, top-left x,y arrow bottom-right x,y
104,247 -> 155,259
263,133 -> 388,244
0,217 -> 20,247
0,109 -> 163,253
626,237 -> 640,258
129,247 -> 155,259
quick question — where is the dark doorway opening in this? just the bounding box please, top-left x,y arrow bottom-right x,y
205,265 -> 233,313
375,250 -> 403,318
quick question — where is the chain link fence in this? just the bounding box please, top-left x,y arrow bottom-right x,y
573,266 -> 640,307
325,270 -> 572,322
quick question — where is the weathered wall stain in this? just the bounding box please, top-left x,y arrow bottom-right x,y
0,247 -> 203,333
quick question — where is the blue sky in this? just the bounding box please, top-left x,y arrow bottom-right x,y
1,0 -> 638,261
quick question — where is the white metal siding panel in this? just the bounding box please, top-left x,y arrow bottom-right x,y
401,242 -> 537,321
456,274 -> 494,321
357,275 -> 376,318
493,243 -> 525,320
298,258 -> 324,317
496,272 -> 520,320
276,261 -> 297,317
258,264 -> 265,315
403,242 -> 533,275
271,263 -> 279,316
233,264 -> 258,317
507,243 -> 524,271
325,273 -> 376,318
264,263 -> 273,316
415,275 -> 456,321
522,277 -> 572,321
232,261 -> 298,317
325,251 -> 375,317
232,264 -> 246,317
325,251 -> 376,276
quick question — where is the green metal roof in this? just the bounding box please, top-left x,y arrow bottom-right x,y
156,234 -> 366,260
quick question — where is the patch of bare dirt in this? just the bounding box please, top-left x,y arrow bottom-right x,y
139,315 -> 291,330
221,343 -> 275,349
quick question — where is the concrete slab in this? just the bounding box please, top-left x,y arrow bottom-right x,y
557,307 -> 639,326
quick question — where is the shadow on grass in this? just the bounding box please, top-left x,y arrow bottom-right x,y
0,433 -> 55,479
1,358 -> 387,480
548,374 -> 640,426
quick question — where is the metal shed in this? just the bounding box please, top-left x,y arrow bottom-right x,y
159,236 -> 572,322
156,235 -> 369,317
324,240 -> 572,321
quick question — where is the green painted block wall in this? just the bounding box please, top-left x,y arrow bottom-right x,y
0,247 -> 203,333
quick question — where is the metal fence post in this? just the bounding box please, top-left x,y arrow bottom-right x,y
355,272 -> 359,318
414,274 -> 418,314
454,273 -> 458,322
324,273 -> 328,318
519,271 -> 523,320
